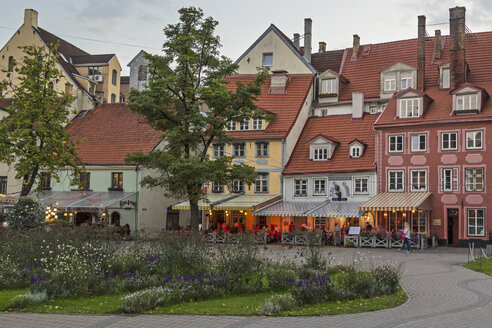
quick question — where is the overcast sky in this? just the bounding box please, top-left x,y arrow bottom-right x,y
2,0 -> 492,75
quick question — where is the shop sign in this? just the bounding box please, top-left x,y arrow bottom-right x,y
433,219 -> 441,226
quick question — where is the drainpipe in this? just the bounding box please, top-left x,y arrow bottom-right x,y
135,164 -> 139,232
281,138 -> 286,196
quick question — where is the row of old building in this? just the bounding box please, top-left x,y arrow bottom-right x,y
1,7 -> 490,246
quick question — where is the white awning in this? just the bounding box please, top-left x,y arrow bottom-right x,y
360,192 -> 432,212
306,201 -> 365,218
253,201 -> 323,216
33,191 -> 137,209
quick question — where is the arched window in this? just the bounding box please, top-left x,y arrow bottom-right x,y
112,69 -> 117,85
111,93 -> 116,103
8,56 -> 14,72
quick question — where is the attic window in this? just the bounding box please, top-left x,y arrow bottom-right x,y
262,53 -> 273,67
383,73 -> 396,91
350,144 -> 363,158
76,110 -> 88,119
320,79 -> 336,95
400,72 -> 413,89
313,147 -> 329,160
441,68 -> 450,89
456,94 -> 478,112
398,98 -> 420,118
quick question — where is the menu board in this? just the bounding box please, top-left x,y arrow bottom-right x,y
348,226 -> 361,235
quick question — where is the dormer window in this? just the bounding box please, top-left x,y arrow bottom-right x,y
456,94 -> 478,111
349,141 -> 365,158
252,118 -> 263,130
441,68 -> 450,89
226,121 -> 236,131
320,79 -> 336,95
399,98 -> 420,118
313,147 -> 328,160
400,72 -> 413,89
309,135 -> 338,161
384,73 -> 396,91
239,120 -> 249,130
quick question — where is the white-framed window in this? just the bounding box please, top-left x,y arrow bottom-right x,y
384,73 -> 396,91
252,118 -> 263,130
388,135 -> 403,153
354,177 -> 369,194
212,182 -> 224,193
262,53 -> 273,67
350,145 -> 362,158
441,168 -> 459,192
320,79 -> 337,94
388,170 -> 404,192
410,169 -> 427,191
321,109 -> 328,117
441,68 -> 450,89
465,167 -> 484,192
239,120 -> 249,130
466,130 -> 483,150
441,132 -> 458,151
369,106 -> 378,114
212,144 -> 225,157
226,120 -> 236,131
456,94 -> 478,111
399,98 -> 420,118
294,179 -> 308,197
255,173 -> 269,193
255,142 -> 269,158
313,147 -> 329,160
313,178 -> 327,195
411,211 -> 427,234
233,143 -> 245,157
411,134 -> 427,152
468,208 -> 485,237
232,180 -> 244,193
400,71 -> 413,89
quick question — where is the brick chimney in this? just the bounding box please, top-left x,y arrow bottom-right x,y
417,15 -> 426,91
352,35 -> 360,59
293,33 -> 300,50
24,9 -> 38,28
449,6 -> 466,88
304,18 -> 312,62
319,42 -> 326,53
434,30 -> 442,60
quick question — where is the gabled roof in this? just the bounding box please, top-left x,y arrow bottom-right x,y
337,31 -> 492,102
311,49 -> 345,74
283,113 -> 378,175
234,24 -> 316,74
223,74 -> 313,139
308,134 -> 340,144
127,50 -> 148,67
70,54 -> 115,65
66,104 -> 162,164
449,82 -> 486,94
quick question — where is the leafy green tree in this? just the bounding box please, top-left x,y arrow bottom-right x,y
0,44 -> 82,196
127,7 -> 272,229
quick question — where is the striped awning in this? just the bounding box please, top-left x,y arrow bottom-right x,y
360,192 -> 432,212
212,194 -> 280,210
253,201 -> 323,217
306,201 -> 365,218
171,194 -> 231,210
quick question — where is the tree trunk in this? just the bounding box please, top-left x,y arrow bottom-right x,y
20,168 -> 38,197
189,200 -> 201,230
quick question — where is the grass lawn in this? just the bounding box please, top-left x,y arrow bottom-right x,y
464,257 -> 492,275
0,288 -> 407,316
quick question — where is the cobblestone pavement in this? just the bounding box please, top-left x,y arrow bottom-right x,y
2,247 -> 492,328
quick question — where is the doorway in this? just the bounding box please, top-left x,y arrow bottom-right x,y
166,207 -> 180,230
447,208 -> 459,245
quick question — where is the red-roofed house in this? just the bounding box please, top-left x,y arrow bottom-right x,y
177,21 -> 318,231
35,104 -> 189,232
360,7 -> 492,246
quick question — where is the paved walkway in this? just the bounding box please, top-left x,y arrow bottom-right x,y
2,247 -> 492,327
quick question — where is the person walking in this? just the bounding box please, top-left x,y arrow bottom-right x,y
334,223 -> 341,246
400,222 -> 413,253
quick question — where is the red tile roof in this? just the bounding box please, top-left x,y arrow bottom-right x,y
311,49 -> 345,73
283,113 -> 378,175
376,82 -> 492,126
66,103 -> 162,164
223,74 -> 312,139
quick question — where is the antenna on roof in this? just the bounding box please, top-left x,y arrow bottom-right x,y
465,25 -> 476,39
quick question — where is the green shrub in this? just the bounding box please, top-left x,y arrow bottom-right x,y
372,263 -> 401,295
122,286 -> 169,313
290,275 -> 346,305
6,197 -> 44,230
10,291 -> 47,309
265,263 -> 296,291
258,294 -> 295,315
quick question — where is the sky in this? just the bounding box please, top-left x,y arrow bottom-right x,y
2,0 -> 492,75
